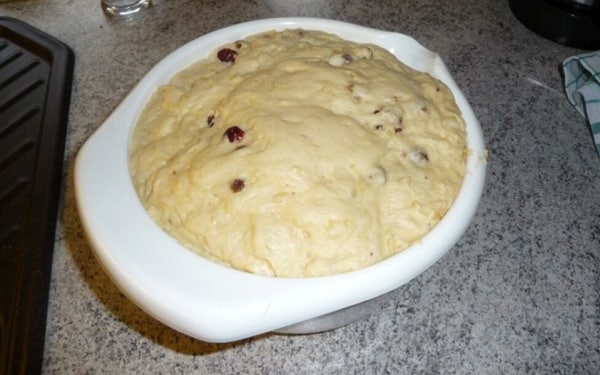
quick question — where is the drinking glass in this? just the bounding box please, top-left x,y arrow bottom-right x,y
101,0 -> 152,18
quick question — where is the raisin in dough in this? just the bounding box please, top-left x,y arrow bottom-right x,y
129,29 -> 467,277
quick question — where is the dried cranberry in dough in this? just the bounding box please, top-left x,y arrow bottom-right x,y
224,126 -> 245,142
217,48 -> 238,63
230,179 -> 245,193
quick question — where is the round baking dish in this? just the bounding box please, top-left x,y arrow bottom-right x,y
75,18 -> 487,343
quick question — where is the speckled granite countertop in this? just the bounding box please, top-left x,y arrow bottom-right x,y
2,0 -> 599,373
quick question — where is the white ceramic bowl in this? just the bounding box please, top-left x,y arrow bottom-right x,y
75,18 -> 486,343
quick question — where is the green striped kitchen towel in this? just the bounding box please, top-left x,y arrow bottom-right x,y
563,51 -> 600,157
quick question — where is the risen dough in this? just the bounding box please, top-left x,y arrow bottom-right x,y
129,29 -> 467,277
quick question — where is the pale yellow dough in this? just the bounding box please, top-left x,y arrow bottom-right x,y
129,29 -> 467,277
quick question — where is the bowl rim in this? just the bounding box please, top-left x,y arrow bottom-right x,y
74,17 -> 486,343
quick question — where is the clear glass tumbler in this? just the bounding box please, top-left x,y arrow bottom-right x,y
101,0 -> 152,17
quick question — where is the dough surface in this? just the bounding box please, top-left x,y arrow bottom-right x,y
129,29 -> 467,277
